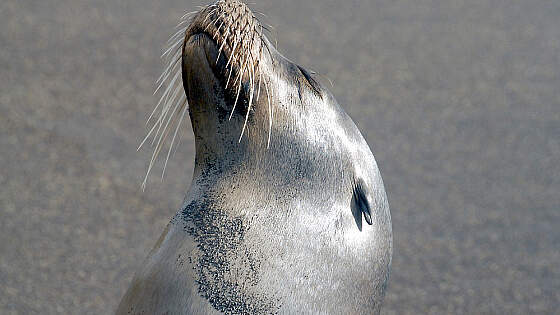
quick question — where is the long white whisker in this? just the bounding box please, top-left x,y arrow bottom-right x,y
158,49 -> 181,76
162,98 -> 188,179
156,50 -> 181,84
256,37 -> 264,100
225,18 -> 252,85
232,51 -> 248,87
149,59 -> 182,127
152,83 -> 183,146
225,33 -> 241,87
210,10 -> 228,34
230,69 -> 245,120
256,66 -> 262,100
161,38 -> 183,59
239,54 -> 255,142
201,8 -> 218,26
138,115 -> 161,151
151,89 -> 184,170
216,23 -> 232,63
180,10 -> 197,20
167,26 -> 188,45
229,50 -> 251,120
172,113 -> 187,157
155,53 -> 181,91
265,77 -> 273,148
154,68 -> 182,119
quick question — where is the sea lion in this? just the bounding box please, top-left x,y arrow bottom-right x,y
117,0 -> 392,314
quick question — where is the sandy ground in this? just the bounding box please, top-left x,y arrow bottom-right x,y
1,0 -> 559,314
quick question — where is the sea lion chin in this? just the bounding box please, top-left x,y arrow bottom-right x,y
119,0 -> 392,314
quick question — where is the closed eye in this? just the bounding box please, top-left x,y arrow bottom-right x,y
297,65 -> 322,98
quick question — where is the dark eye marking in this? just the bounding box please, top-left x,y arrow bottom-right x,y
297,65 -> 322,98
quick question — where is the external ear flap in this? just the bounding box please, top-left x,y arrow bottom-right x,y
351,178 -> 373,231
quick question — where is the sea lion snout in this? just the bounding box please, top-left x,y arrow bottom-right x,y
183,0 -> 266,88
180,0 -> 276,149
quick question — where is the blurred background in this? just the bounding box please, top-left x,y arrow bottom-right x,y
1,0 -> 559,314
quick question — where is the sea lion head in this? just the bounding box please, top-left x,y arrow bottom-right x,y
182,0 -> 325,154
177,0 -> 390,243
179,0 -> 375,182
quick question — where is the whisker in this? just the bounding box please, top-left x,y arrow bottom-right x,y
216,23 -> 232,62
155,52 -> 181,91
161,40 -> 182,59
158,55 -> 181,82
229,57 -> 246,120
162,98 -> 188,179
264,76 -> 273,148
151,86 -> 184,160
150,63 -> 182,128
153,82 -> 184,145
153,60 -> 179,101
256,64 -> 262,100
201,7 -> 219,28
239,53 -> 256,142
155,69 -> 182,116
210,9 -> 228,32
180,10 -> 197,20
167,26 -> 188,45
224,26 -> 243,86
254,11 -> 268,19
